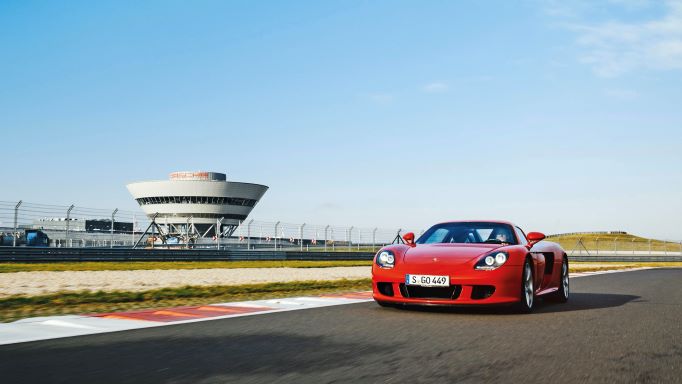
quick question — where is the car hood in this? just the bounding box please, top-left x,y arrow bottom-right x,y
403,243 -> 501,266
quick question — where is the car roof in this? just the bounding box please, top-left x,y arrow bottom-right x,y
433,220 -> 517,227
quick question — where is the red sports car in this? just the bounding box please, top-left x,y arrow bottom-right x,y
372,221 -> 569,312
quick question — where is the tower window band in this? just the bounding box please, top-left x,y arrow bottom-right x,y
135,196 -> 257,207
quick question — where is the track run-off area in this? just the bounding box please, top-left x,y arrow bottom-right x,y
0,268 -> 680,383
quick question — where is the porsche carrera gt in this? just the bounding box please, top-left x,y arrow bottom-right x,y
372,221 -> 569,312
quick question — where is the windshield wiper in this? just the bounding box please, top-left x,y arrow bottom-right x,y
483,239 -> 503,244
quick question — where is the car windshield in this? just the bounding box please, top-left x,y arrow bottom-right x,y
416,222 -> 518,245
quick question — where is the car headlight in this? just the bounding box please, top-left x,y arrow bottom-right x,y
475,252 -> 508,270
376,250 -> 395,269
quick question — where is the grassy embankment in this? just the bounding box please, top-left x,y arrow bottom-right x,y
547,233 -> 681,253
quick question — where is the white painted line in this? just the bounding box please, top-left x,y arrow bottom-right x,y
264,299 -> 308,306
570,267 -> 653,278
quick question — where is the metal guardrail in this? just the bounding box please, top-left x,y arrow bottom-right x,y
0,247 -> 375,262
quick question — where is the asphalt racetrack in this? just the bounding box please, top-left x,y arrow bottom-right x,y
1,269 -> 680,383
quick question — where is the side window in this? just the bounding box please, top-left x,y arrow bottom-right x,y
515,227 -> 528,245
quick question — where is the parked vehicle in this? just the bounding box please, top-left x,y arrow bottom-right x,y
0,230 -> 50,247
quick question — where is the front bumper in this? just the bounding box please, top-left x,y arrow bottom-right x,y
372,264 -> 523,306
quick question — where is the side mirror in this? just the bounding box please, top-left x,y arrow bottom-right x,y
403,232 -> 416,247
526,232 -> 545,248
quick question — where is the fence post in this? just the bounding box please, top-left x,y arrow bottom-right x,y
632,238 -> 635,255
324,225 -> 329,252
274,221 -> 280,251
247,219 -> 254,250
216,217 -> 224,250
111,208 -> 118,248
348,226 -> 353,251
595,237 -> 599,256
299,223 -> 305,252
132,214 -> 135,248
65,204 -> 75,246
614,237 -> 618,255
13,200 -> 22,247
357,228 -> 361,251
648,239 -> 652,255
372,228 -> 377,251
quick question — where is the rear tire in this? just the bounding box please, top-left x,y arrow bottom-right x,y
515,259 -> 535,313
548,258 -> 569,303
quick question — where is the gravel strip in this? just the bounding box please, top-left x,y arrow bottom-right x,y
0,267 -> 372,297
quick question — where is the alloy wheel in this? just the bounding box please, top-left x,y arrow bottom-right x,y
562,261 -> 569,299
524,263 -> 533,308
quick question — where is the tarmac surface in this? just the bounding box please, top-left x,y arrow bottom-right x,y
0,268 -> 680,383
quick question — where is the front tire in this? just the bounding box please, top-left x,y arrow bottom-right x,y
515,259 -> 535,313
376,300 -> 396,308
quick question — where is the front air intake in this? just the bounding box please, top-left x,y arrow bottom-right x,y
399,284 -> 462,300
471,285 -> 496,300
377,282 -> 394,297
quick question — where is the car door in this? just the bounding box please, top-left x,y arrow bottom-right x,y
516,226 -> 546,292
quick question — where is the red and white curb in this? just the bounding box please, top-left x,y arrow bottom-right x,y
0,292 -> 373,346
0,268 -> 654,346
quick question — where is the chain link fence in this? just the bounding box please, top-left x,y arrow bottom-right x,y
2,200 -> 681,257
0,200 -> 405,251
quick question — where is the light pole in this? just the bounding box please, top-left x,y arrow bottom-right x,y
65,204 -> 75,247
274,221 -> 280,250
110,208 -> 118,248
13,200 -> 22,247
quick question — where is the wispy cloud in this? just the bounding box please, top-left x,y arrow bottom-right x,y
548,0 -> 682,77
603,88 -> 639,100
421,82 -> 449,93
365,92 -> 395,105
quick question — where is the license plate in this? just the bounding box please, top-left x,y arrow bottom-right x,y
405,274 -> 450,287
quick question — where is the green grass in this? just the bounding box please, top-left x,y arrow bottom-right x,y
0,279 -> 372,323
0,260 -> 372,273
547,233 -> 681,253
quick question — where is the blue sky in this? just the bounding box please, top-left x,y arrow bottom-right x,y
1,0 -> 681,239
